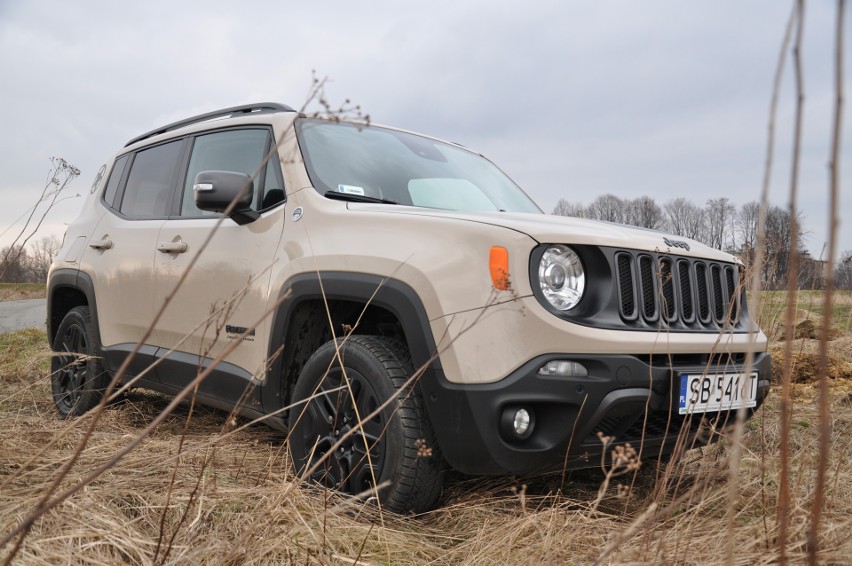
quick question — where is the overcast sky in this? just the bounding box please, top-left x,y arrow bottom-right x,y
0,1 -> 848,257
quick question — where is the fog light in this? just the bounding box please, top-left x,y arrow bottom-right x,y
501,406 -> 535,441
538,360 -> 588,377
513,408 -> 531,436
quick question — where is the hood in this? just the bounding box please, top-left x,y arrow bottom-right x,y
348,204 -> 739,263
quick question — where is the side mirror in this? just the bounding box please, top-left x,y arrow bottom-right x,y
194,170 -> 258,225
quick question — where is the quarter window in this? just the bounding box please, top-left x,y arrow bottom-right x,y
102,154 -> 129,209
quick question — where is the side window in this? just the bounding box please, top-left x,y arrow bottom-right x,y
119,140 -> 184,218
180,129 -> 273,217
102,154 -> 129,209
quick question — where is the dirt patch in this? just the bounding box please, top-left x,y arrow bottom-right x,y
793,319 -> 843,341
768,343 -> 852,383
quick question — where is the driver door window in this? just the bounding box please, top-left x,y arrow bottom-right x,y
180,129 -> 282,216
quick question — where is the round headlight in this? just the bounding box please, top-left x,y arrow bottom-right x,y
537,245 -> 585,310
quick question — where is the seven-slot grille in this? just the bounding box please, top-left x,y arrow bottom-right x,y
614,251 -> 741,330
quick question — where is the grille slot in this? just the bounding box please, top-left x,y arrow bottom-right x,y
660,258 -> 675,322
616,253 -> 637,320
711,264 -> 725,322
725,266 -> 739,323
612,251 -> 744,331
677,260 -> 694,322
696,263 -> 710,323
639,255 -> 657,322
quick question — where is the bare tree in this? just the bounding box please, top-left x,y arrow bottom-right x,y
736,201 -> 761,251
762,205 -> 807,290
551,198 -> 585,217
0,246 -> 29,283
27,235 -> 62,282
586,194 -> 625,223
624,196 -> 664,229
663,197 -> 705,240
705,197 -> 736,250
835,250 -> 852,290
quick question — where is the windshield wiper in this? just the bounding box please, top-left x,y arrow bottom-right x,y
324,191 -> 398,205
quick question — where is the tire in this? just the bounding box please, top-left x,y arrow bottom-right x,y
50,306 -> 109,417
288,335 -> 444,514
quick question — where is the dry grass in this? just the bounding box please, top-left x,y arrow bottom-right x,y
1,305 -> 851,564
0,283 -> 46,302
755,289 -> 852,339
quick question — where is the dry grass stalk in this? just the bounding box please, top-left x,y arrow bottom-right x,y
808,0 -> 845,563
776,2 -> 807,563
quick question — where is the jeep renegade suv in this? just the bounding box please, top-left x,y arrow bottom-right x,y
47,103 -> 771,513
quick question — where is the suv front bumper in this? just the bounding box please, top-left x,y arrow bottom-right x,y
418,352 -> 771,475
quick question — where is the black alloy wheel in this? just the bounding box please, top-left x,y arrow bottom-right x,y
51,306 -> 108,417
288,335 -> 444,514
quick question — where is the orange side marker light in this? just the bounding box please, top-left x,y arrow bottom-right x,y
489,246 -> 510,290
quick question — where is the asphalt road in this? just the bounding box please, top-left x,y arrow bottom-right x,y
0,298 -> 47,333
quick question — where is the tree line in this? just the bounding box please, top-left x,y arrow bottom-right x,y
1,198 -> 849,291
0,235 -> 62,284
551,194 -> 851,291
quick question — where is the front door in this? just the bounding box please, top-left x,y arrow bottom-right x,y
151,127 -> 287,405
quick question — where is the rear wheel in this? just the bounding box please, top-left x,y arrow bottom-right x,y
288,335 -> 444,513
51,306 -> 109,417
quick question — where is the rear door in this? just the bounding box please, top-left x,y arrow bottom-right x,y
80,139 -> 185,375
151,127 -> 287,403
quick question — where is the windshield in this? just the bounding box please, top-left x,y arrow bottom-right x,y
296,118 -> 542,214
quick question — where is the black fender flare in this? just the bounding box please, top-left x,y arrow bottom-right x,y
47,269 -> 101,345
262,271 -> 444,412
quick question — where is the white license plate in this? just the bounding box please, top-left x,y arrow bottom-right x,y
679,372 -> 758,415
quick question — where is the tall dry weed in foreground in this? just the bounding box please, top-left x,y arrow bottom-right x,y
808,0 -> 845,564
0,157 -> 79,282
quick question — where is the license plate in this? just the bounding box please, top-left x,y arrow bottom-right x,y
679,372 -> 758,415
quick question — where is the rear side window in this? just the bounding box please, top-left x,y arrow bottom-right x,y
180,129 -> 274,217
102,154 -> 129,208
119,140 -> 184,218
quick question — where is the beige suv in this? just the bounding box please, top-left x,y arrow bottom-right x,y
47,103 -> 771,513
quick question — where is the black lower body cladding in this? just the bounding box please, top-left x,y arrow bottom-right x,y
418,352 -> 772,475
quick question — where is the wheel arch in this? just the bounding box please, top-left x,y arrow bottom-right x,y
47,269 -> 101,345
263,272 -> 442,412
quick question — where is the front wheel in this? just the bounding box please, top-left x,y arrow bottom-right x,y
50,306 -> 109,417
288,335 -> 444,514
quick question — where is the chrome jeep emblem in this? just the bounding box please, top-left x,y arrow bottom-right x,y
663,237 -> 690,251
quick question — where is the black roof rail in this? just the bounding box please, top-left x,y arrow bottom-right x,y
125,102 -> 296,147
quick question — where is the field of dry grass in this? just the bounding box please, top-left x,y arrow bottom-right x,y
0,284 -> 45,302
1,292 -> 851,564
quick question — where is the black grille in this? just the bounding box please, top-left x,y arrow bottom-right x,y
614,251 -> 742,331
